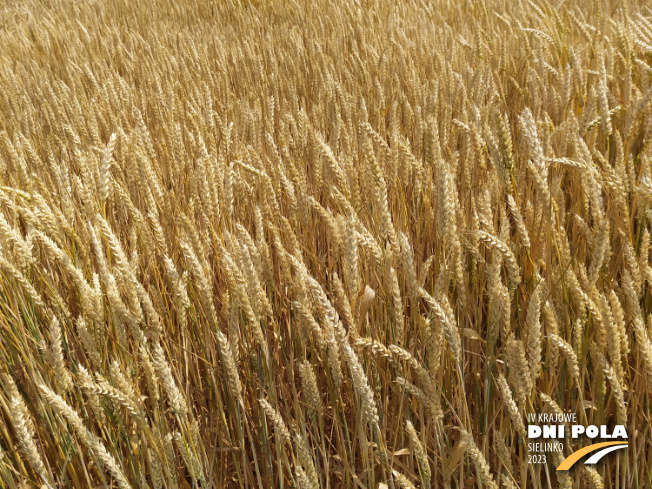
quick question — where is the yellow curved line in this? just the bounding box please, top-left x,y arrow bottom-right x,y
556,442 -> 628,471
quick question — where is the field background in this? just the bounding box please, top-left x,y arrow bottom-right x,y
0,0 -> 650,488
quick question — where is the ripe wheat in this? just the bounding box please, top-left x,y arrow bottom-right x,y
0,0 -> 650,487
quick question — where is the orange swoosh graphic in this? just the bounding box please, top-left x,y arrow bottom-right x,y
556,442 -> 628,471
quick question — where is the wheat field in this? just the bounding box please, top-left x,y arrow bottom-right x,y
0,0 -> 651,487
